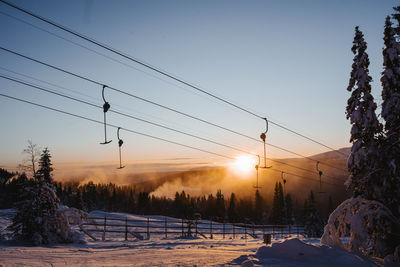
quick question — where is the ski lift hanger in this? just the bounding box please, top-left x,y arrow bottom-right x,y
253,155 -> 262,189
100,85 -> 112,145
260,117 -> 272,168
281,171 -> 287,195
117,127 -> 125,169
316,161 -> 326,194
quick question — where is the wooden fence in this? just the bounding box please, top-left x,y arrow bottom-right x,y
73,216 -> 305,241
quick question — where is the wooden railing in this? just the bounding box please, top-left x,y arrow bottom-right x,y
73,215 -> 305,241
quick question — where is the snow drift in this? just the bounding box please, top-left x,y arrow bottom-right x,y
253,238 -> 374,266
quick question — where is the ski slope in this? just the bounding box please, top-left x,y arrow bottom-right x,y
0,209 -> 376,266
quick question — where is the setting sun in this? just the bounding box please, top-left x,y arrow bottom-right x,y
231,155 -> 257,176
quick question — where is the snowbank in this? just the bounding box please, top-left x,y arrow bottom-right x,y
251,238 -> 375,266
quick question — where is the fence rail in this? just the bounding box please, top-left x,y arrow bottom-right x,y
72,215 -> 305,241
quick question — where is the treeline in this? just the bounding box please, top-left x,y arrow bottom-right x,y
1,167 -> 328,232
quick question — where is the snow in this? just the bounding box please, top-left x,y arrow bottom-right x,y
0,209 -> 377,266
242,238 -> 375,266
321,197 -> 398,258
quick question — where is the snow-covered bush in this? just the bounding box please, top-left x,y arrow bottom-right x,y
9,181 -> 74,244
321,197 -> 399,258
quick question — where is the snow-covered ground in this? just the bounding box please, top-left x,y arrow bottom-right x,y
0,209 -> 377,266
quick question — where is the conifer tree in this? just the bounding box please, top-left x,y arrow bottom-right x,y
381,16 -> 400,217
346,26 -> 382,199
253,190 -> 264,223
392,6 -> 400,37
285,194 -> 293,224
228,193 -> 237,222
303,191 -> 324,237
215,190 -> 225,220
10,148 -> 71,244
36,147 -> 54,183
271,182 -> 285,224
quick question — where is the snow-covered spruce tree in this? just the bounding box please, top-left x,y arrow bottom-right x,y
322,27 -> 399,258
345,26 -> 383,199
381,16 -> 400,218
36,147 -> 53,183
9,148 -> 72,244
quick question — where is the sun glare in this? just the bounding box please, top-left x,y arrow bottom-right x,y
231,155 -> 257,176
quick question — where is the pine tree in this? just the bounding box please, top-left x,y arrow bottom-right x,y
271,182 -> 285,224
9,148 -> 71,244
36,147 -> 54,183
303,191 -> 324,237
228,193 -> 237,222
253,190 -> 264,223
381,16 -> 400,217
392,6 -> 400,37
285,194 -> 293,224
346,26 -> 382,199
215,190 -> 225,221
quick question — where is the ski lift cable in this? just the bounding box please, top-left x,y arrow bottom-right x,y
0,74 -> 347,182
0,47 -> 348,174
0,0 -> 349,158
0,92 -> 345,188
0,92 -> 235,160
0,10 -> 213,102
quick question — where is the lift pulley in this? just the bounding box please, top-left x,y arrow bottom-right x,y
100,85 -> 112,145
117,127 -> 125,169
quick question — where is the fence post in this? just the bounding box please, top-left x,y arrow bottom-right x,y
223,222 -> 225,239
289,225 -> 291,236
244,224 -> 247,239
147,217 -> 150,240
165,216 -> 167,239
210,221 -> 213,239
297,225 -> 299,238
272,225 -> 275,238
102,216 -> 106,241
233,224 -> 235,239
181,218 -> 184,237
125,217 -> 128,241
195,219 -> 198,237
252,224 -> 255,237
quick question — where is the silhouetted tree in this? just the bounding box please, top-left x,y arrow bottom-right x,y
18,140 -> 40,177
253,190 -> 264,223
381,16 -> 400,217
346,26 -> 382,199
270,182 -> 285,224
303,191 -> 324,237
36,148 -> 54,183
215,190 -> 225,221
227,193 -> 237,222
285,194 -> 293,224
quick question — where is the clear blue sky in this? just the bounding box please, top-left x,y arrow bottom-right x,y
0,0 -> 396,172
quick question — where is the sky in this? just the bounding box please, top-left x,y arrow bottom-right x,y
0,0 -> 397,175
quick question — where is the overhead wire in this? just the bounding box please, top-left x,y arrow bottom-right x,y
0,46 -> 348,173
0,10 -> 209,100
0,73 -> 347,183
0,0 -> 349,158
0,92 -> 345,187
